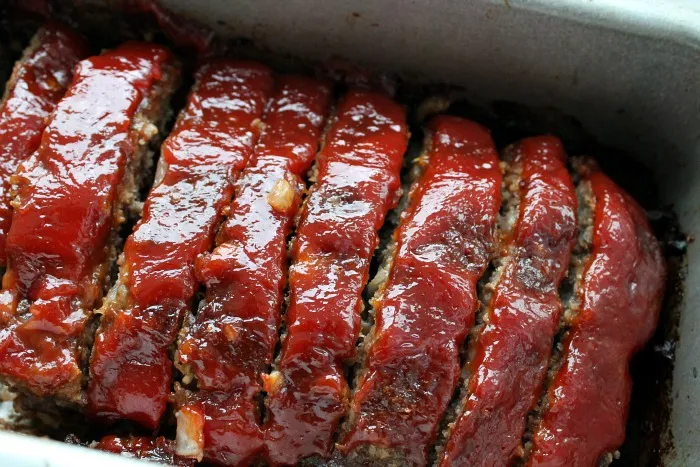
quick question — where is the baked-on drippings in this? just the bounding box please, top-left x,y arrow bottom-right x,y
438,136 -> 577,466
338,116 -> 502,465
88,60 -> 274,429
263,89 -> 409,465
0,42 -> 178,401
174,75 -> 331,465
0,23 -> 87,267
528,163 -> 665,466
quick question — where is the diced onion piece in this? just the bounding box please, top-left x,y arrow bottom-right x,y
267,178 -> 295,213
263,370 -> 284,395
175,406 -> 205,461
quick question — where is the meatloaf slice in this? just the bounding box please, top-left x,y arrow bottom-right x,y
437,136 -> 577,466
0,42 -> 180,406
263,89 -> 408,465
174,75 -> 331,465
337,116 -> 501,466
88,59 -> 273,431
527,159 -> 665,466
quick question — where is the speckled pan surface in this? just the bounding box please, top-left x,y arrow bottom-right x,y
0,0 -> 698,465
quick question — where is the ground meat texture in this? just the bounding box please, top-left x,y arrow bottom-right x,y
527,162 -> 665,466
87,60 -> 273,430
0,23 -> 87,268
0,42 -> 180,403
337,116 -> 502,466
95,435 -> 194,466
437,136 -> 577,466
263,89 -> 409,465
174,75 -> 332,465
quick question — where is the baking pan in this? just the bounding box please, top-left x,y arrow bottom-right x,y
0,0 -> 697,465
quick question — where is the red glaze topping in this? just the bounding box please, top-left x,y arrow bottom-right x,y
438,137 -> 577,466
88,60 -> 273,429
96,435 -> 194,466
263,89 -> 408,465
175,76 -> 331,465
528,166 -> 665,466
0,23 -> 87,266
338,116 -> 502,465
0,42 -> 174,398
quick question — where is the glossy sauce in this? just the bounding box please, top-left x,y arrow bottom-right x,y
88,60 -> 273,428
175,75 -> 331,465
439,137 -> 577,466
338,116 -> 502,465
263,89 -> 408,465
528,167 -> 665,466
0,42 -> 174,398
96,435 -> 194,467
0,23 -> 87,266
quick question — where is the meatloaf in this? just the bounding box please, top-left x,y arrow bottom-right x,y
0,16 -> 668,467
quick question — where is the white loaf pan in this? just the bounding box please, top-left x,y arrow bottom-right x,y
0,0 -> 698,465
